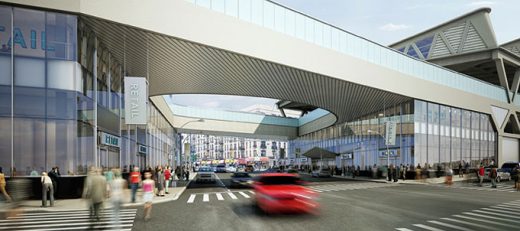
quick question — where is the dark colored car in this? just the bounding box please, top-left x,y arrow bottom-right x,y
245,165 -> 255,173
230,172 -> 252,188
500,162 -> 520,177
253,173 -> 319,214
215,164 -> 227,173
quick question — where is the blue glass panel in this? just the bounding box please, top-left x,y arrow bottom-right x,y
406,46 -> 419,58
415,36 -> 433,59
398,47 -> 405,52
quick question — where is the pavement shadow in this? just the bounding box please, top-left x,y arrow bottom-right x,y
231,202 -> 319,220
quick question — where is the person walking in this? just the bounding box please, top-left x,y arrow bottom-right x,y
388,164 -> 393,182
514,164 -> 520,191
83,168 -> 107,221
478,164 -> 485,187
164,167 -> 171,194
185,168 -> 190,181
489,166 -> 497,188
156,167 -> 165,197
48,167 -> 60,198
41,172 -> 54,207
175,166 -> 181,181
0,167 -> 12,203
110,169 -> 127,228
458,161 -> 463,178
104,167 -> 114,196
129,167 -> 141,203
142,171 -> 155,221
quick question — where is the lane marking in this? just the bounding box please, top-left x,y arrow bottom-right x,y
472,209 -> 517,219
440,218 -> 495,230
484,207 -> 520,215
395,228 -> 414,231
412,224 -> 445,231
452,214 -> 517,228
227,192 -> 238,200
248,190 -> 255,195
203,193 -> 209,202
239,191 -> 250,198
427,220 -> 473,231
187,194 -> 196,203
216,193 -> 224,200
462,212 -> 520,224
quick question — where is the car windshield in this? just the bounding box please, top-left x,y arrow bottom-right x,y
217,164 -> 226,168
259,176 -> 299,185
232,173 -> 250,178
199,167 -> 212,172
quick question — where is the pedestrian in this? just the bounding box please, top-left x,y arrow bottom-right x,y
402,164 -> 408,181
445,164 -> 453,186
48,167 -> 60,197
458,161 -> 463,178
41,172 -> 54,207
394,164 -> 399,182
514,164 -> 520,191
489,165 -> 497,188
142,171 -> 155,221
156,167 -> 165,197
83,168 -> 107,222
104,167 -> 114,196
0,167 -> 12,203
175,166 -> 181,181
388,164 -> 393,182
110,169 -> 127,228
415,164 -> 421,180
478,164 -> 485,187
185,168 -> 190,181
164,166 -> 171,194
129,167 -> 141,203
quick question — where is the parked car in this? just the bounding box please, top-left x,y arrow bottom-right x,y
230,172 -> 253,188
500,162 -> 520,177
253,173 -> 318,214
311,168 -> 331,178
484,168 -> 511,182
196,166 -> 216,183
226,166 -> 237,173
215,164 -> 227,173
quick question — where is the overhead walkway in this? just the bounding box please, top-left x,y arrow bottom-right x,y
6,0 -> 517,135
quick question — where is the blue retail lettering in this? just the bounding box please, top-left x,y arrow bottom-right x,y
13,28 -> 26,48
30,30 -> 36,49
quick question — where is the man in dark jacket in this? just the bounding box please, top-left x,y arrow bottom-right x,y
48,166 -> 60,197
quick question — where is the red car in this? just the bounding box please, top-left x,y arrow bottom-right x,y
253,173 -> 319,214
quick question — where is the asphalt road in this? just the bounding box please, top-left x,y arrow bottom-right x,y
131,173 -> 520,231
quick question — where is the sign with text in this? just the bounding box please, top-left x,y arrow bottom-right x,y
100,132 -> 120,148
124,77 -> 147,124
138,144 -> 147,154
385,121 -> 397,145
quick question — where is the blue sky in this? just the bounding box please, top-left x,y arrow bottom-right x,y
171,0 -> 519,111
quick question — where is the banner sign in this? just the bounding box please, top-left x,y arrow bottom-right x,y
138,144 -> 147,154
100,132 -> 120,148
385,121 -> 397,145
124,77 -> 147,124
378,149 -> 400,158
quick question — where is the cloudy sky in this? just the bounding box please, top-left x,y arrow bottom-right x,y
171,0 -> 519,111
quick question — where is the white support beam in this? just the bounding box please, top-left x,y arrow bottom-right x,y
494,58 -> 512,102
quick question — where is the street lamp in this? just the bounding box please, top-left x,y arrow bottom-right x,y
177,118 -> 205,177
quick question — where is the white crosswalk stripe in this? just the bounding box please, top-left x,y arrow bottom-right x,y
186,190 -> 255,203
395,199 -> 520,231
429,183 -> 518,193
308,183 -> 399,193
0,208 -> 137,231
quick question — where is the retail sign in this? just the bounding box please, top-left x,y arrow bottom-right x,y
100,132 -> 120,148
378,149 -> 400,158
138,144 -> 147,154
385,121 -> 397,146
124,77 -> 148,125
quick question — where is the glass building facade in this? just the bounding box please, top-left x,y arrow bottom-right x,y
0,6 -> 176,176
289,100 -> 497,170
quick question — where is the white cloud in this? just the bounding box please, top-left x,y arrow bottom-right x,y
467,1 -> 496,7
379,23 -> 410,32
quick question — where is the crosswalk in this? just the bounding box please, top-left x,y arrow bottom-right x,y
0,208 -> 137,231
307,182 -> 400,193
186,190 -> 255,203
429,183 -> 519,193
396,199 -> 520,231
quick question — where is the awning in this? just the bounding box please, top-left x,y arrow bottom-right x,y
302,147 -> 339,159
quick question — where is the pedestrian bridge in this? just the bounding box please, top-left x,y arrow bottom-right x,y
8,0 -> 515,138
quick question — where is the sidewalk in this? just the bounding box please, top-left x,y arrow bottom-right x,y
0,173 -> 196,212
330,173 -> 474,185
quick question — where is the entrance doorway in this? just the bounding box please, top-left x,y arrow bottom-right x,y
98,146 -> 120,170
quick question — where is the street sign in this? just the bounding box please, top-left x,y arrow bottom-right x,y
385,121 -> 397,145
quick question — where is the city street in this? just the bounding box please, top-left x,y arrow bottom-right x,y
129,174 -> 520,231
